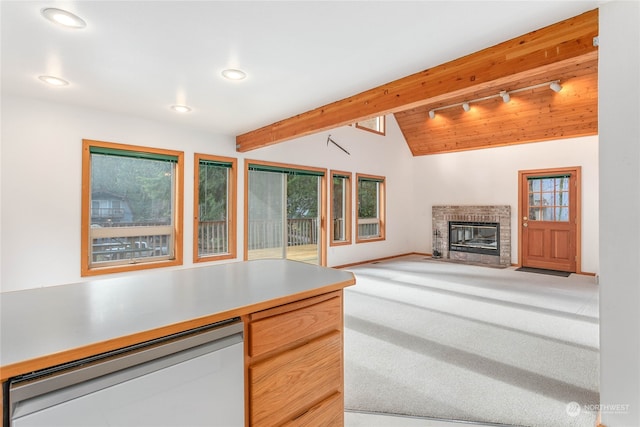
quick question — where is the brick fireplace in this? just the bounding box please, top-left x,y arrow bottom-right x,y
432,205 -> 511,267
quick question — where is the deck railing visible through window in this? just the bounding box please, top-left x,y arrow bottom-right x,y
198,220 -> 228,254
357,218 -> 380,239
246,218 -> 318,250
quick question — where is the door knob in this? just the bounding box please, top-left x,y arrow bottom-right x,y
523,223 -> 528,227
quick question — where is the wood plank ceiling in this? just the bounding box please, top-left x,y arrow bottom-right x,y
236,9 -> 598,156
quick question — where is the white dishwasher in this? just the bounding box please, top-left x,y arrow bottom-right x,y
7,319 -> 244,427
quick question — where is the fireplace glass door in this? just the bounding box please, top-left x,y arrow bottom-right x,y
449,222 -> 499,255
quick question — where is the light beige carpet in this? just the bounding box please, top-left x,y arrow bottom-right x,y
343,255 -> 599,427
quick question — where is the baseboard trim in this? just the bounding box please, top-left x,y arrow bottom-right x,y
334,254 -> 598,277
333,252 -> 426,269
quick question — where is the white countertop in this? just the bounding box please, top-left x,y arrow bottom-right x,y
0,260 -> 355,379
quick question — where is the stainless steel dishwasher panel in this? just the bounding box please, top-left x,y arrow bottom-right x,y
8,320 -> 244,427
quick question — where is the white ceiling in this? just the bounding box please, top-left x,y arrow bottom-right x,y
1,1 -> 600,138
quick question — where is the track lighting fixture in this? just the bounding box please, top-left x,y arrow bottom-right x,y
426,79 -> 563,120
549,81 -> 562,93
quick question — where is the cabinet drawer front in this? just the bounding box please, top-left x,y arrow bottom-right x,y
249,331 -> 342,427
249,294 -> 341,358
282,392 -> 343,427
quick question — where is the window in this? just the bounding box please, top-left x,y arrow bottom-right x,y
194,154 -> 237,262
81,140 -> 184,276
245,161 -> 326,265
527,175 -> 570,221
330,171 -> 351,245
356,173 -> 385,242
355,116 -> 385,135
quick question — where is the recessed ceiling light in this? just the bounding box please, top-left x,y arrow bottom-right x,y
41,8 -> 86,29
170,105 -> 192,113
221,69 -> 247,81
38,75 -> 69,86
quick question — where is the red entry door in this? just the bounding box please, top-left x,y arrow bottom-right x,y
520,168 -> 579,272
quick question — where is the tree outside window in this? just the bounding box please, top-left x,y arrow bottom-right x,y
331,171 -> 351,245
194,154 -> 237,262
356,173 -> 385,242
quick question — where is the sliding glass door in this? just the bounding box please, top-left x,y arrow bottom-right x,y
248,170 -> 286,259
247,163 -> 325,265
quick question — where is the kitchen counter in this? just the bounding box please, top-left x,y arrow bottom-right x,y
0,259 -> 355,382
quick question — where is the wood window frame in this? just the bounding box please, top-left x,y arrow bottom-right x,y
354,115 -> 386,136
329,170 -> 352,246
193,153 -> 237,263
81,139 -> 184,276
244,159 -> 327,266
355,173 -> 386,243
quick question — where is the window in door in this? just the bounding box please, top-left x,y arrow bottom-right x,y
194,154 -> 237,262
330,171 -> 351,245
246,162 -> 326,265
81,139 -> 184,276
356,173 -> 386,243
528,175 -> 570,222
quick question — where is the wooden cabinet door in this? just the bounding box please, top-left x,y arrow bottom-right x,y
249,332 -> 342,427
245,291 -> 344,427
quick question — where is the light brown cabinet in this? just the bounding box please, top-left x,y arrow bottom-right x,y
1,261 -> 355,425
245,290 -> 344,427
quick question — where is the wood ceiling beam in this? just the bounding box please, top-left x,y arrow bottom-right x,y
236,8 -> 598,152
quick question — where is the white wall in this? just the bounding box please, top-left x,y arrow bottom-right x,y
0,94 -> 415,291
412,136 -> 599,273
249,115 -> 416,268
0,95 -> 226,291
598,1 -> 640,425
0,89 -> 602,294
0,93 -> 601,292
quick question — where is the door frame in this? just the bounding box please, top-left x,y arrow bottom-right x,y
244,159 -> 327,266
517,166 -> 582,273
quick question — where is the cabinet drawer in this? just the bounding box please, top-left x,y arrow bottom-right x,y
249,293 -> 341,358
282,392 -> 343,427
249,331 -> 342,427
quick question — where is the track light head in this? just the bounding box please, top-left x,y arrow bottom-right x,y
462,102 -> 470,112
500,91 -> 510,103
428,110 -> 435,119
549,81 -> 562,92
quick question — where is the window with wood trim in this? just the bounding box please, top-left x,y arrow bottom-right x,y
194,154 -> 237,262
330,171 -> 351,245
356,173 -> 385,242
81,140 -> 184,276
355,116 -> 385,135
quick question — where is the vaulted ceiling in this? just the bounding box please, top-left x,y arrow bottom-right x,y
237,9 -> 599,156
